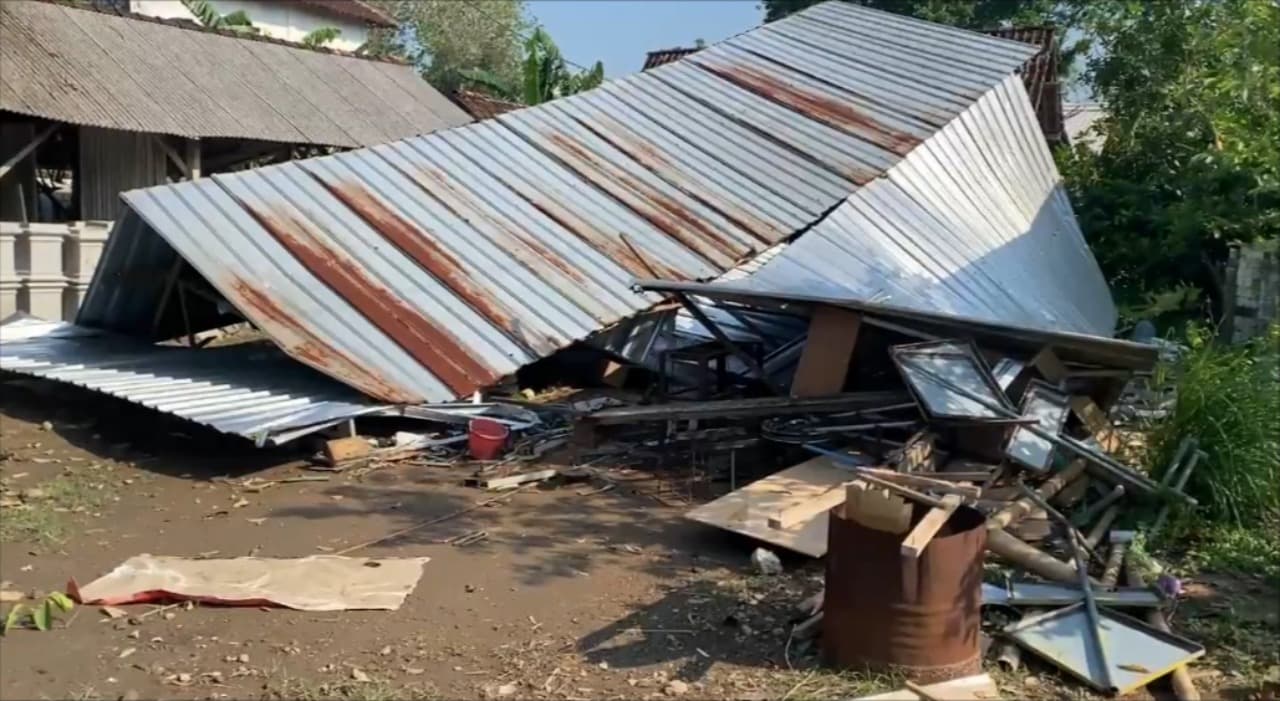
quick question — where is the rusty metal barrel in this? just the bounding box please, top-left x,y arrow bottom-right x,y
823,501 -> 986,682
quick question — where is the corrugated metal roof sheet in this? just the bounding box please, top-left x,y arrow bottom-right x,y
741,73 -> 1115,335
643,47 -> 700,70
452,90 -> 524,121
641,22 -> 1064,145
0,0 -> 471,147
0,318 -> 384,445
77,1 -> 1041,404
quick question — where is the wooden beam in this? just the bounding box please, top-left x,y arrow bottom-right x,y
768,484 -> 847,530
900,494 -> 961,560
791,306 -> 862,397
153,135 -> 191,179
1069,395 -> 1123,453
845,482 -> 912,534
480,469 -> 558,491
0,123 -> 59,183
1030,346 -> 1069,384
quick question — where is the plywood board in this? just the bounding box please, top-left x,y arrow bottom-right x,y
685,456 -> 849,557
791,306 -> 862,398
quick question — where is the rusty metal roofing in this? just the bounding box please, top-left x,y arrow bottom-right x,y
641,24 -> 1064,145
984,27 -> 1062,144
0,317 -> 385,445
452,90 -> 525,121
77,1 -> 1040,404
0,0 -> 471,147
643,47 -> 700,70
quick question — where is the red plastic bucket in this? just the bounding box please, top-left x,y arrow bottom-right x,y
468,418 -> 510,460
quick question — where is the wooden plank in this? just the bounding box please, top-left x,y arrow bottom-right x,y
846,482 -> 913,534
901,494 -> 962,559
768,484 -> 847,530
323,436 -> 371,466
860,468 -> 982,498
685,456 -> 849,557
1030,347 -> 1070,384
791,307 -> 862,397
895,430 -> 941,472
857,674 -> 1000,701
481,469 -> 557,491
1070,395 -> 1123,453
584,390 -> 908,425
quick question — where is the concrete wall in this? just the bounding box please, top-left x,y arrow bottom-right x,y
130,0 -> 371,51
1,221 -> 111,322
1228,240 -> 1280,343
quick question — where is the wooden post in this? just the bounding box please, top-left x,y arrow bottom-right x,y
185,138 -> 202,180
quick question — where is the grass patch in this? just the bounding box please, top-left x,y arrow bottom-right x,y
0,468 -> 111,545
1145,325 -> 1279,527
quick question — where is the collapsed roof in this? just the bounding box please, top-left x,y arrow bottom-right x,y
61,1 -> 1107,409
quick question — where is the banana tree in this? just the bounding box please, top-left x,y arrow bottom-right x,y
181,0 -> 258,34
461,27 -> 603,105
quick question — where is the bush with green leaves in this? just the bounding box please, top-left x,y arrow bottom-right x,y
1146,325 -> 1279,528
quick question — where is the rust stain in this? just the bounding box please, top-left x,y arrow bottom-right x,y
239,203 -> 500,397
515,190 -> 661,279
311,177 -> 559,354
546,131 -> 743,267
693,59 -> 922,157
571,114 -> 781,246
412,166 -> 589,287
227,277 -> 418,404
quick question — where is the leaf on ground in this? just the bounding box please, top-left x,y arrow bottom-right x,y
4,604 -> 26,634
47,591 -> 74,611
32,602 -> 50,631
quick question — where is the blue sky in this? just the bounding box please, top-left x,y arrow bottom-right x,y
528,1 -> 763,78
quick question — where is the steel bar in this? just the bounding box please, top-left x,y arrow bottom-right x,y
673,293 -> 785,395
1071,484 -> 1126,527
1152,449 -> 1205,535
1015,481 -> 1100,564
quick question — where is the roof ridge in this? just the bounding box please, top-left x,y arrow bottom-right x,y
33,0 -> 412,65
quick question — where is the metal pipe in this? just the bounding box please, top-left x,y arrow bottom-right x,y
1015,481 -> 1100,564
986,528 -> 1096,585
1072,484 -> 1126,527
1152,450 -> 1205,536
1085,504 -> 1120,550
989,460 -> 1087,529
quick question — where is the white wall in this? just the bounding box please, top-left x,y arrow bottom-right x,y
130,0 -> 370,52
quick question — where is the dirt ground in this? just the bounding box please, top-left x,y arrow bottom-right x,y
2,377 -> 1277,701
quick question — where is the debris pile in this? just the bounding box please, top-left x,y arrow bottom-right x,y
564,292 -> 1204,700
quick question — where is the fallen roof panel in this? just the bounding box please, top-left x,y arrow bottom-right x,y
0,318 -> 384,445
76,1 -> 1040,404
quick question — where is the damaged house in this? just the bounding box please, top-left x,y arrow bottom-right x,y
0,0 -> 471,321
2,1 -> 1115,444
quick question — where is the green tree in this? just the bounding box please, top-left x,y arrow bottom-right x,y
363,0 -> 528,94
461,27 -> 604,105
1058,0 -> 1280,322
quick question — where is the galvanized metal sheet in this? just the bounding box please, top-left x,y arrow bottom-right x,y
744,73 -> 1116,336
79,1 -> 1041,403
1006,603 -> 1205,695
0,318 -> 382,445
0,1 -> 471,147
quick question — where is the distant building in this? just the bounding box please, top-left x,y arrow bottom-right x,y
0,0 -> 469,321
128,0 -> 395,53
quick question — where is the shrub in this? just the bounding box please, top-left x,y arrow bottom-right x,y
1146,325 -> 1279,528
